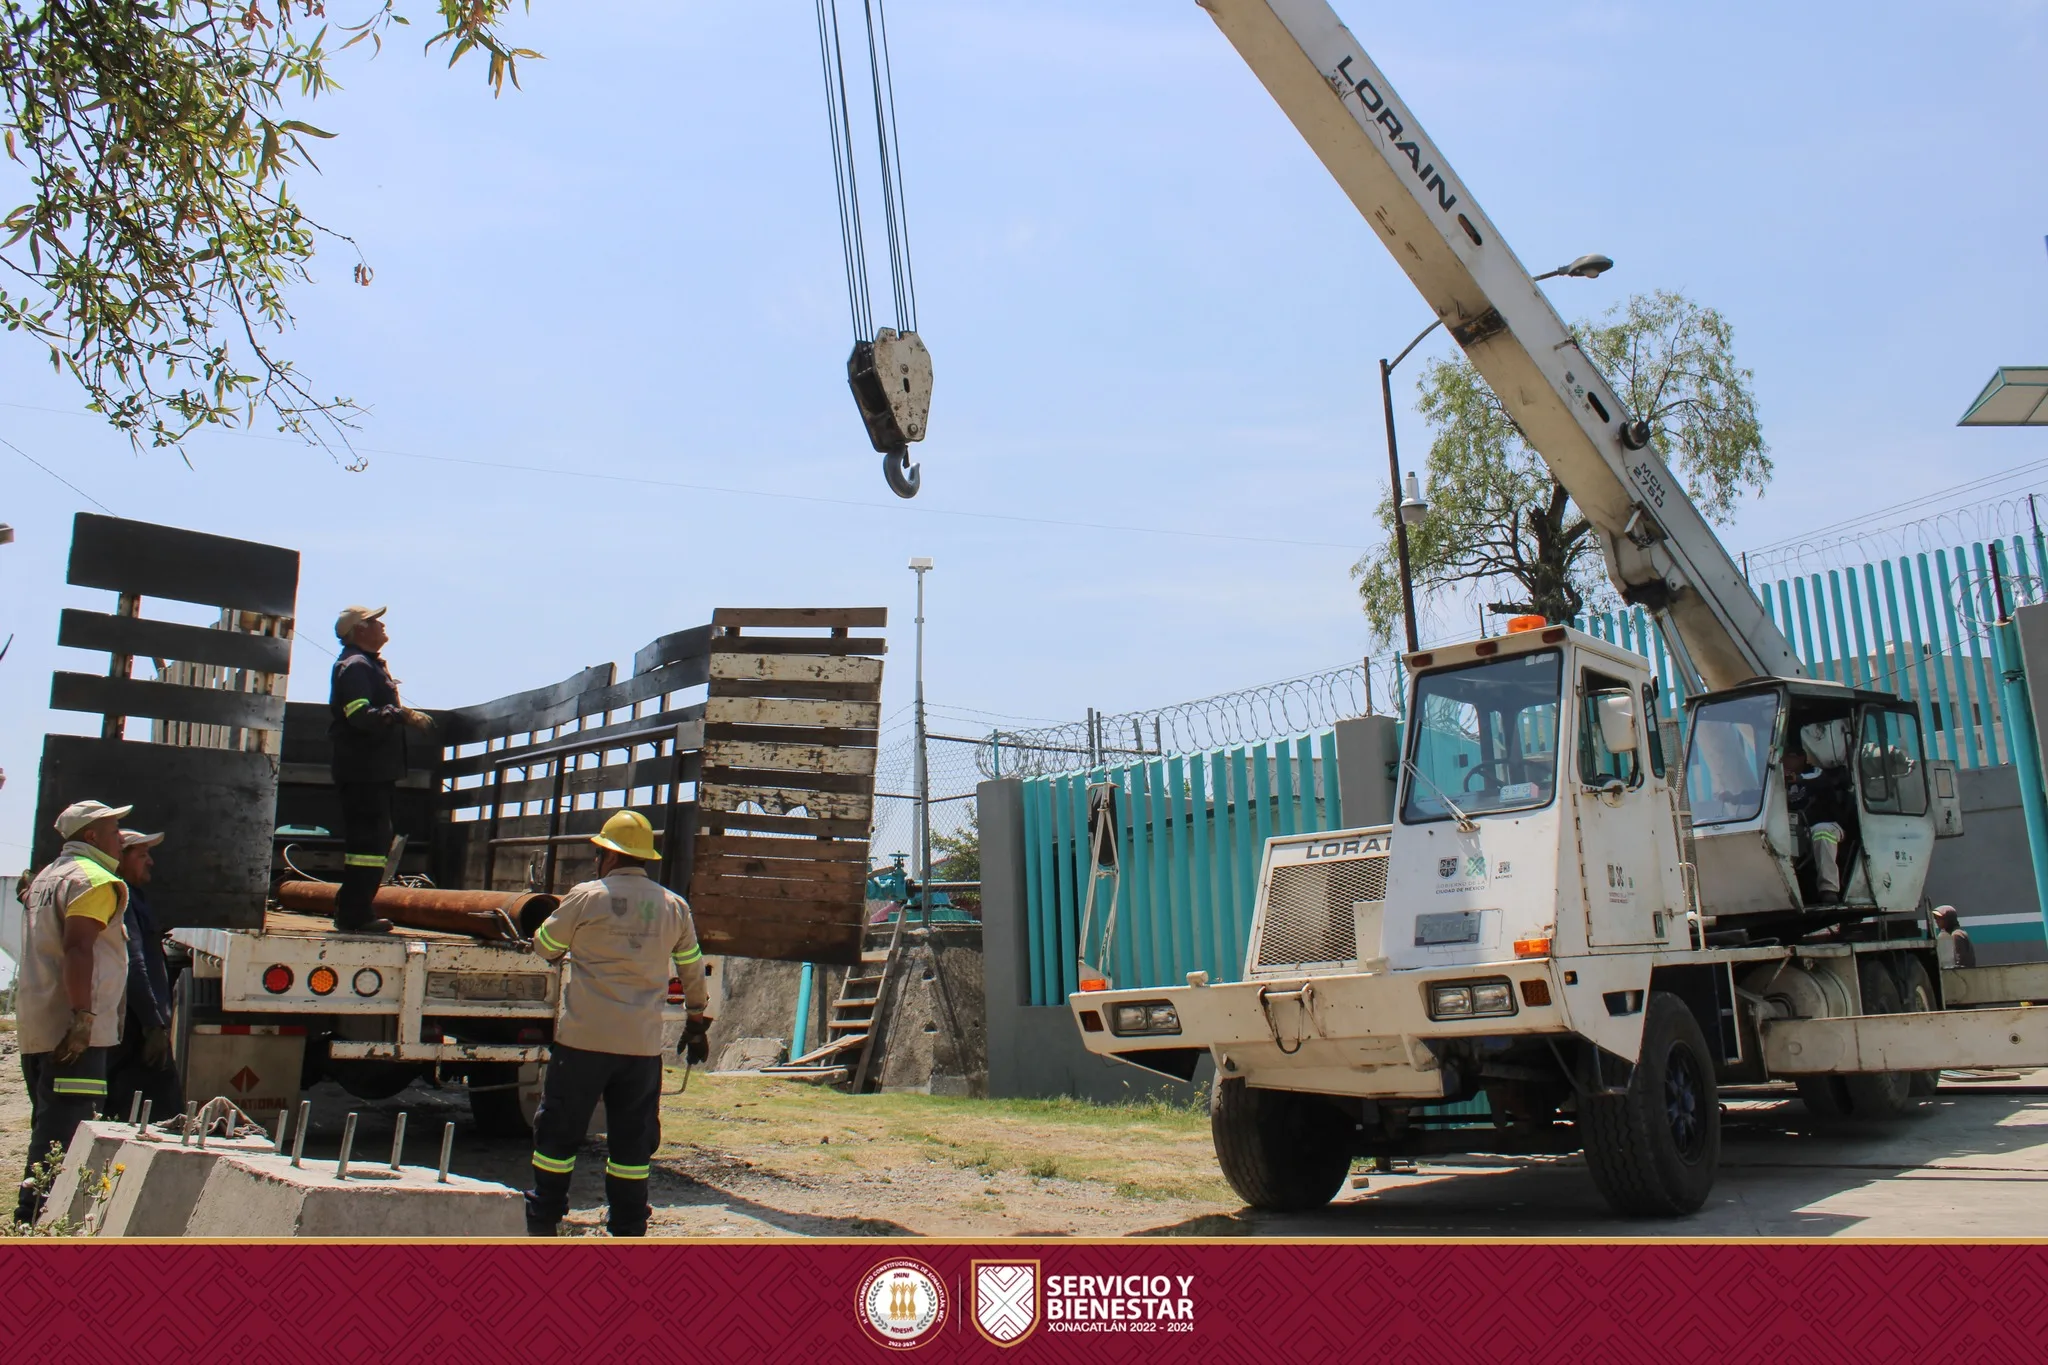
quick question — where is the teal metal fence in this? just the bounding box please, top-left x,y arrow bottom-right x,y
1022,533 -> 2048,1002
1020,733 -> 1344,1005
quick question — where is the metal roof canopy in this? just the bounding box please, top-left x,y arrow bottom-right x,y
1959,367 -> 2048,426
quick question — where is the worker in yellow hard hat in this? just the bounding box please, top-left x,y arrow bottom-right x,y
523,809 -> 711,1237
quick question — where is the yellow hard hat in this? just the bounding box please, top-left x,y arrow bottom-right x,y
591,810 -> 660,861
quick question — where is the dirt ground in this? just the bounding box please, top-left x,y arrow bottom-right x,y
0,1033 -> 1238,1236
13,1029 -> 2048,1238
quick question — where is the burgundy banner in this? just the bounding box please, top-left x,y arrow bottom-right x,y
3,1240 -> 2041,1361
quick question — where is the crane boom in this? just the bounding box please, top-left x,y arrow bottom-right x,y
1200,0 -> 1801,691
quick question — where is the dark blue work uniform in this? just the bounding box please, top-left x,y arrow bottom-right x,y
105,889 -> 182,1120
327,643 -> 411,928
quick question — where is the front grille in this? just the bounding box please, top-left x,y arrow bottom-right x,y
1256,856 -> 1387,968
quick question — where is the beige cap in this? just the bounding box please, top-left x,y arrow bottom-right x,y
334,604 -> 387,639
120,829 -> 165,850
56,800 -> 132,838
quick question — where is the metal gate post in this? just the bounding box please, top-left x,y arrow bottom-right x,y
1991,548 -> 2048,937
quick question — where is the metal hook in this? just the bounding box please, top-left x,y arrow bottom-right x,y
883,448 -> 921,499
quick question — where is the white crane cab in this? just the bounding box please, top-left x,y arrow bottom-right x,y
1684,679 -> 1954,930
1391,621 -> 1683,972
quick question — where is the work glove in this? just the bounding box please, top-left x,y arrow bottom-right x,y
403,707 -> 435,730
139,1027 -> 171,1070
679,1014 -> 712,1066
53,1010 -> 94,1065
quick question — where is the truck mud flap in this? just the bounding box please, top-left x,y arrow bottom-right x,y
1109,1048 -> 1205,1082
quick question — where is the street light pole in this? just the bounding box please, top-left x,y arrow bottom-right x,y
1377,253 -> 1615,653
909,556 -> 933,926
1379,352 -> 1424,654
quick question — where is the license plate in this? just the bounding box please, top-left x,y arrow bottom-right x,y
1415,911 -> 1480,946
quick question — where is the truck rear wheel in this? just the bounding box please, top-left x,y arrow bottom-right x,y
1210,1077 -> 1352,1212
466,1062 -> 541,1139
1579,991 -> 1720,1217
1796,958 -> 1927,1122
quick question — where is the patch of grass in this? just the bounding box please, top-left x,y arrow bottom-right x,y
655,1072 -> 1233,1208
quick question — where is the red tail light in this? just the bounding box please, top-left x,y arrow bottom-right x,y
261,964 -> 293,994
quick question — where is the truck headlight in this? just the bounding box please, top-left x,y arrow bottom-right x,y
1108,1001 -> 1182,1036
1430,985 -> 1474,1019
1429,977 -> 1517,1021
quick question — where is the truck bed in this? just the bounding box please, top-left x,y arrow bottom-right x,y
261,906 -> 480,943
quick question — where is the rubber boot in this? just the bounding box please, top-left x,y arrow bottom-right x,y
604,1174 -> 650,1238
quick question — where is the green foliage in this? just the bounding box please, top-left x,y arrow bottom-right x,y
1351,289 -> 1770,637
0,1 -> 537,452
3,1140 -> 122,1236
930,805 -> 978,911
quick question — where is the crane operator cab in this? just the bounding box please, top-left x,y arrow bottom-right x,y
1682,680 -> 1961,933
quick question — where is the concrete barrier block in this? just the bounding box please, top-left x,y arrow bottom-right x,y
94,1131 -> 277,1237
37,1121 -> 130,1229
183,1153 -> 525,1238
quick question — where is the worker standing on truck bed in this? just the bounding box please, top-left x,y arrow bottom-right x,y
327,605 -> 433,934
104,829 -> 182,1123
524,810 -> 712,1238
14,801 -> 132,1224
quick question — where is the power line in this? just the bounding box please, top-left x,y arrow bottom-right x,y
1740,454 -> 2048,558
0,401 -> 1370,554
0,432 -> 115,513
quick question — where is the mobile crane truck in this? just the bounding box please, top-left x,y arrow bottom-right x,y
1069,0 -> 2048,1216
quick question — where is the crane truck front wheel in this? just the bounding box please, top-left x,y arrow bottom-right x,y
1579,991 -> 1721,1217
1210,1077 -> 1353,1213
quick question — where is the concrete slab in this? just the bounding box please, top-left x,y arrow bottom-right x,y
1143,1081 -> 2048,1239
182,1152 -> 524,1237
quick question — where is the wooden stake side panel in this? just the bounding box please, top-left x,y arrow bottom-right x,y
689,621 -> 885,966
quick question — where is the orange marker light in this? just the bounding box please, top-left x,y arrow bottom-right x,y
1507,615 -> 1546,633
1078,976 -> 1109,992
1520,979 -> 1553,1007
308,965 -> 339,995
1512,937 -> 1553,959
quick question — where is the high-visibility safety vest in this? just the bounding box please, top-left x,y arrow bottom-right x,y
19,844 -> 131,1054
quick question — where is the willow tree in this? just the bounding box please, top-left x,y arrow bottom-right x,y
0,1 -> 537,452
1352,289 -> 1771,639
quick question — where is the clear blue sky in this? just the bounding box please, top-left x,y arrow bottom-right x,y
1,0 -> 2044,870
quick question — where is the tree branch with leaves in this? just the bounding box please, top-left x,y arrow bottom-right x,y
1351,289 -> 1770,640
0,1 -> 538,455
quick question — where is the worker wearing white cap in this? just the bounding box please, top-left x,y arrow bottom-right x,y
327,605 -> 432,934
15,800 -> 133,1224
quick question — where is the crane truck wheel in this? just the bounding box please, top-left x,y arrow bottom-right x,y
1209,1077 -> 1352,1213
1579,991 -> 1720,1217
1797,957 -> 1926,1122
1894,955 -> 1940,1099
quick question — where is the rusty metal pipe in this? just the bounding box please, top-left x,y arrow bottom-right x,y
276,882 -> 557,940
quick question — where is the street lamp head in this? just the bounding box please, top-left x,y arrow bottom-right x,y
908,556 -> 933,571
1398,471 -> 1429,527
1561,253 -> 1613,279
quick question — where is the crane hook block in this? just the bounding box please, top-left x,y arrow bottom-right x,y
847,328 -> 933,495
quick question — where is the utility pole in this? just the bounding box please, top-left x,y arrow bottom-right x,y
909,557 -> 934,926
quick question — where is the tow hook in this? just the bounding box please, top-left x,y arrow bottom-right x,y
1258,983 -> 1322,1055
